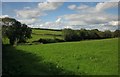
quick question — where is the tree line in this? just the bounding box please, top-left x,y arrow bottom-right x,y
62,28 -> 120,41
1,17 -> 120,45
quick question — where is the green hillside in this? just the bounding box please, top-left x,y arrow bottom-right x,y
3,38 -> 118,75
28,29 -> 63,42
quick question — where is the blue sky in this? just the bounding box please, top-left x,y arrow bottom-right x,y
1,2 -> 119,31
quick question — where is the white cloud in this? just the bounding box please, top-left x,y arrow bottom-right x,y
55,18 -> 62,23
56,2 -> 118,31
38,18 -> 68,29
68,2 -> 118,13
77,4 -> 89,10
38,2 -> 63,11
14,2 -> 118,31
16,2 -> 63,19
108,21 -> 119,26
68,4 -> 90,11
18,18 -> 39,25
61,13 -> 117,25
0,15 -> 9,18
68,4 -> 76,10
26,17 -> 118,31
16,9 -> 45,19
96,2 -> 118,12
15,2 -> 63,26
64,2 -> 118,27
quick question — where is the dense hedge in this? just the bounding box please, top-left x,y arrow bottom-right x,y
62,29 -> 120,41
33,38 -> 65,44
33,29 -> 120,44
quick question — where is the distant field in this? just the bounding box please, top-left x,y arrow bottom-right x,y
28,29 -> 63,42
32,29 -> 62,35
2,29 -> 63,44
3,38 -> 118,75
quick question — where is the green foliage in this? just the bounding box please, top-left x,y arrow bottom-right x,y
113,30 -> 120,37
62,28 -> 115,41
2,17 -> 32,45
62,29 -> 79,41
33,38 -> 65,44
103,30 -> 112,38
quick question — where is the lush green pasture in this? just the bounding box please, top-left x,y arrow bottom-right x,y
2,29 -> 63,43
32,29 -> 62,35
3,38 -> 118,75
28,29 -> 63,42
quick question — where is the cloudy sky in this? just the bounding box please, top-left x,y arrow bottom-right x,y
1,2 -> 119,31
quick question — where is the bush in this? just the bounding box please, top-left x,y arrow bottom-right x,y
38,39 -> 57,44
54,38 -> 65,42
33,38 -> 65,44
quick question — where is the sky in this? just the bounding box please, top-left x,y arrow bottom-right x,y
1,2 -> 119,31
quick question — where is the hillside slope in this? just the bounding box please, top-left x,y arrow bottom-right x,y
3,38 -> 118,75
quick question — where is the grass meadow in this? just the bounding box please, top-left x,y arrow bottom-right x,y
3,33 -> 118,75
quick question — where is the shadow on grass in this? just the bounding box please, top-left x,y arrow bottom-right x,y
2,45 -> 75,75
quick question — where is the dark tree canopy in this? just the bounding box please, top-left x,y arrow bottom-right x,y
113,30 -> 120,37
62,28 -> 119,42
2,17 -> 32,45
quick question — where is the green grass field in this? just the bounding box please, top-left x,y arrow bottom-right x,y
3,38 -> 118,75
32,29 -> 62,35
2,29 -> 63,44
28,29 -> 63,42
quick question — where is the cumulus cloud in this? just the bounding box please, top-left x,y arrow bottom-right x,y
60,13 -> 117,25
14,2 -> 118,31
16,9 -> 45,19
68,2 -> 118,13
65,2 -> 118,26
68,4 -> 76,10
38,18 -> 68,29
16,2 -> 63,19
96,2 -> 118,12
49,2 -> 118,31
68,4 -> 90,11
38,2 -> 63,11
107,21 -> 119,26
15,2 -> 63,27
15,2 -> 63,26
18,18 -> 39,25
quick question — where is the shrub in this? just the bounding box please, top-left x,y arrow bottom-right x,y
38,39 -> 57,44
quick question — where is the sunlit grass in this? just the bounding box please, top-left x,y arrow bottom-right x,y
16,38 -> 118,75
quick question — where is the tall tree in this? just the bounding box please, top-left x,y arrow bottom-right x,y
2,17 -> 32,45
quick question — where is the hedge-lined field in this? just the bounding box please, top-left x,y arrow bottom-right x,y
28,29 -> 63,42
2,29 -> 63,44
3,38 -> 118,75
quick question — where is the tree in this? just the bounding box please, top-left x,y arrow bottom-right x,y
2,17 -> 32,45
90,29 -> 101,39
113,30 -> 120,37
62,29 -> 73,41
79,29 -> 89,40
103,30 -> 112,38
